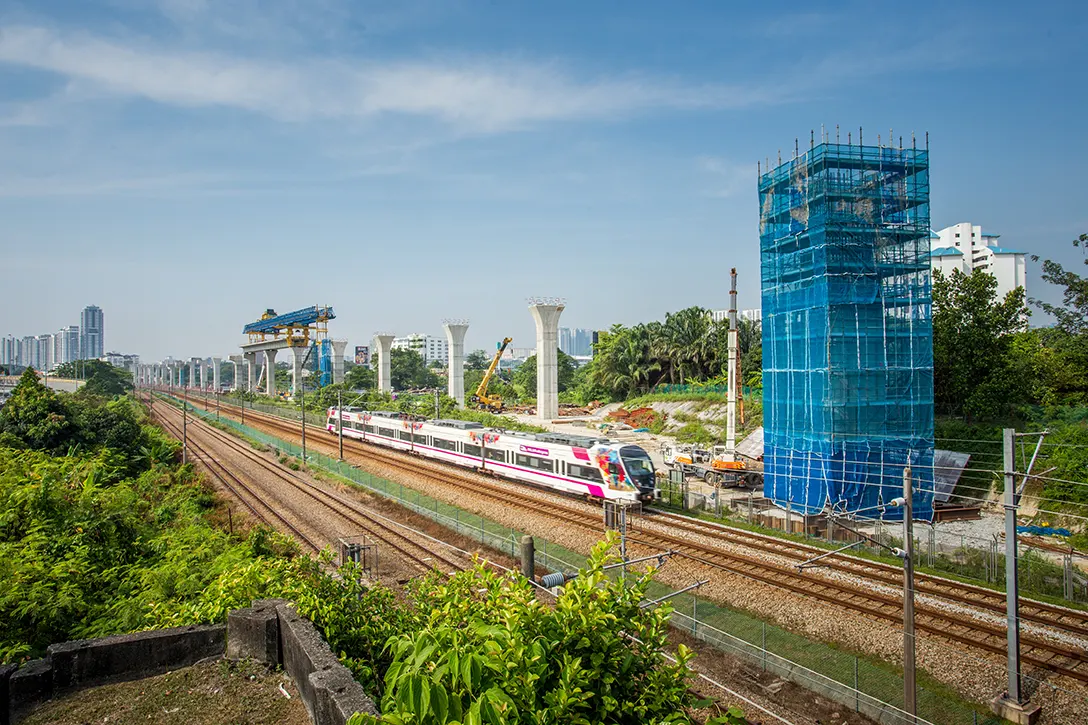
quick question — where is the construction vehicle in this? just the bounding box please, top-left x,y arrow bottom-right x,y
470,337 -> 511,412
661,442 -> 760,487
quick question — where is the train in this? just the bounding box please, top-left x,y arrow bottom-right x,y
326,407 -> 657,503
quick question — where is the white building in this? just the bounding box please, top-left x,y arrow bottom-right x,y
929,222 -> 1027,300
101,352 -> 139,373
391,334 -> 449,365
57,326 -> 81,365
710,308 -> 762,324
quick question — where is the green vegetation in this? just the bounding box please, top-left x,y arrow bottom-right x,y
52,359 -> 134,398
579,309 -> 761,402
351,535 -> 742,725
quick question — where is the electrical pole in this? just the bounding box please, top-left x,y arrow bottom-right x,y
216,389 -> 220,422
182,383 -> 189,466
1004,427 -> 1024,704
299,345 -> 314,464
902,465 -> 916,722
338,388 -> 344,460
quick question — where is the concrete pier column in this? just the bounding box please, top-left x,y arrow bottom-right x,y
290,345 -> 308,398
212,357 -> 221,391
199,359 -> 207,390
263,349 -> 278,398
442,321 -> 469,407
229,354 -> 244,391
331,340 -> 348,385
529,301 -> 565,420
374,334 -> 395,393
245,352 -> 257,392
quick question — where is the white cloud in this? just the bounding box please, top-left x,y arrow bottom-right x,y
0,25 -> 777,132
697,156 -> 753,199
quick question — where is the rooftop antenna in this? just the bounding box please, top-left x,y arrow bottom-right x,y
899,135 -> 903,150
878,133 -> 882,147
757,160 -> 761,178
810,129 -> 815,149
794,138 -> 799,158
847,131 -> 851,145
925,131 -> 929,151
912,131 -> 916,149
778,149 -> 781,166
859,126 -> 863,146
836,124 -> 840,143
890,128 -> 894,148
821,123 -> 826,143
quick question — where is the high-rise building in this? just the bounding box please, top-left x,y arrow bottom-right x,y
81,305 -> 104,360
559,327 -> 595,357
929,222 -> 1027,301
1,336 -> 16,368
21,336 -> 37,370
37,334 -> 54,371
57,326 -> 81,365
759,139 -> 934,521
390,334 -> 449,365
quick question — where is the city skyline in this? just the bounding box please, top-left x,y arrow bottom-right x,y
1,304 -> 106,370
1,2 -> 1085,359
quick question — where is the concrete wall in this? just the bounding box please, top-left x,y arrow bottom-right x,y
4,624 -> 225,722
3,599 -> 378,725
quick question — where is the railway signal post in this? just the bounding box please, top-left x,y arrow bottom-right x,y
338,389 -> 344,460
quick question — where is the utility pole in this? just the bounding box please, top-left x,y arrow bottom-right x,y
216,389 -> 220,422
338,389 -> 344,460
300,345 -> 314,464
182,383 -> 189,466
434,389 -> 440,420
902,465 -> 916,722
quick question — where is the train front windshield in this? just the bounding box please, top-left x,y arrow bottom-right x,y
619,446 -> 655,490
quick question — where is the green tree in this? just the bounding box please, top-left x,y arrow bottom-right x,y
932,269 -> 1029,420
0,369 -> 77,453
465,349 -> 491,371
389,349 -> 441,390
1031,233 -> 1088,334
511,351 -> 577,399
345,364 -> 377,390
53,360 -> 133,397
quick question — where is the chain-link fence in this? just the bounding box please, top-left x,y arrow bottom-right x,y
162,394 -> 1008,725
655,478 -> 1088,605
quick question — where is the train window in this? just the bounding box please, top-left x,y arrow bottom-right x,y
568,463 -> 602,482
327,417 -> 338,429
433,438 -> 457,452
463,443 -> 481,458
515,454 -> 554,472
364,425 -> 374,433
485,448 -> 506,463
378,427 -> 394,439
399,431 -> 413,442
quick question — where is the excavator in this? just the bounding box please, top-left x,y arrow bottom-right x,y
470,337 -> 512,412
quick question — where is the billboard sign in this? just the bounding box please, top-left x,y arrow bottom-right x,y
354,346 -> 370,365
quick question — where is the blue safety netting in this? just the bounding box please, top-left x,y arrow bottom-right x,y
759,142 -> 935,521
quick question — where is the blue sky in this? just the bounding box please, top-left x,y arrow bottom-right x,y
1,0 -> 1086,360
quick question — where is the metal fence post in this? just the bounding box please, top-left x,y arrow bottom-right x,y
854,656 -> 859,712
761,622 -> 767,671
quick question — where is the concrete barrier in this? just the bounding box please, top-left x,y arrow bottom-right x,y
273,600 -> 380,724
5,625 -> 225,723
4,600 -> 378,725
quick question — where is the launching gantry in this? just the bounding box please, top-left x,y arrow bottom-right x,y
241,306 -> 346,399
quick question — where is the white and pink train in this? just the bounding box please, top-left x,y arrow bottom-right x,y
326,408 -> 656,503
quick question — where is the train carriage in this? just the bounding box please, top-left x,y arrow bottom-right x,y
327,408 -> 655,502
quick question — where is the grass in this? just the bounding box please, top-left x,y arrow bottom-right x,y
20,659 -> 310,725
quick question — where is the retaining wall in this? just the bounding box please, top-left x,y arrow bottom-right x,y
2,599 -> 378,725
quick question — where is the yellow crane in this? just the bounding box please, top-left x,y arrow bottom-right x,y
471,337 -> 512,412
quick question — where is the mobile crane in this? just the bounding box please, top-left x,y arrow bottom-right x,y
470,337 -> 512,412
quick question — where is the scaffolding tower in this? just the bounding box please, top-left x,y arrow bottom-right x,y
759,135 -> 935,521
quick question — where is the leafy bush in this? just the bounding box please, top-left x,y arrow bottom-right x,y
355,535 -> 739,725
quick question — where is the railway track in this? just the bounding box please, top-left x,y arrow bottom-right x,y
151,395 -> 472,576
167,390 -> 1088,684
